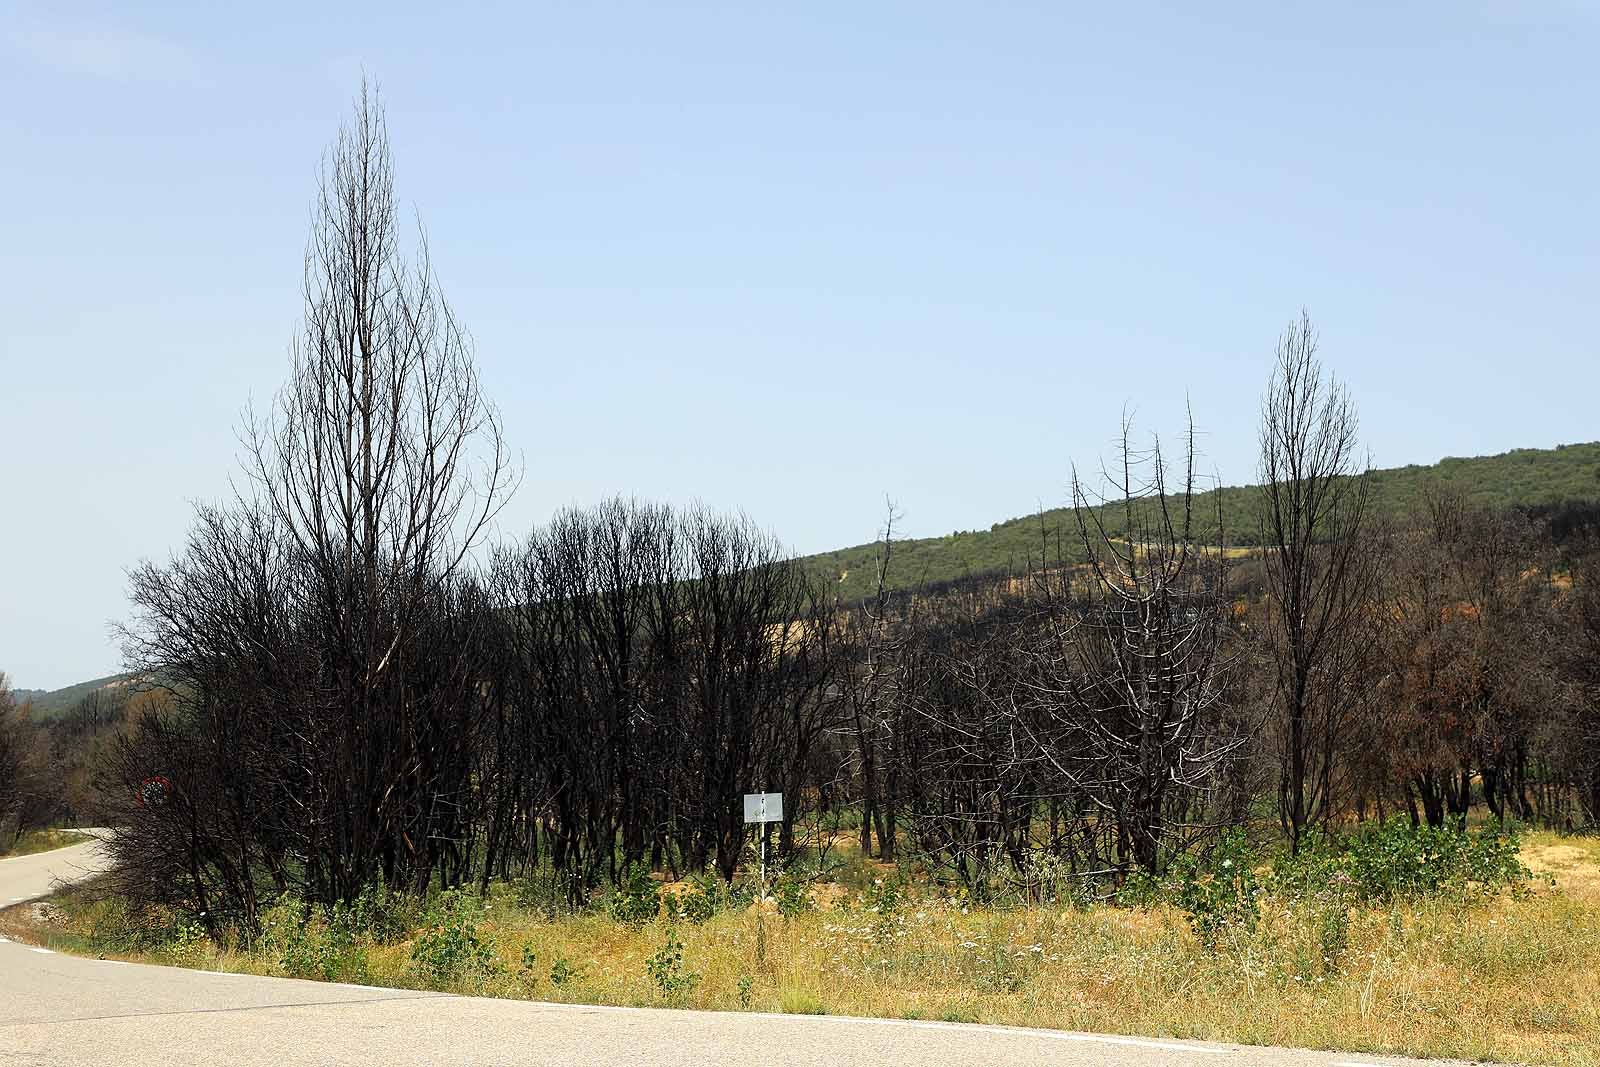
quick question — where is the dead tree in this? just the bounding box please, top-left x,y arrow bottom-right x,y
1257,312 -> 1375,851
1045,416 -> 1240,875
842,500 -> 903,860
116,86 -> 515,923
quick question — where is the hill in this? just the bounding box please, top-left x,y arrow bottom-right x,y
16,673 -> 135,720
26,443 -> 1600,697
805,442 -> 1600,601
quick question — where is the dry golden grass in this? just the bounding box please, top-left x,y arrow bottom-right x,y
12,832 -> 1600,1066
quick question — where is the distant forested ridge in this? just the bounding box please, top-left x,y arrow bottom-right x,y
804,442 -> 1600,601
13,674 -> 134,720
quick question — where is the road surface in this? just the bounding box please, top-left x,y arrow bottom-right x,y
1,837 -> 1471,1066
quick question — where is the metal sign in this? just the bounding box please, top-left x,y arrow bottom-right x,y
136,775 -> 171,808
743,792 -> 783,824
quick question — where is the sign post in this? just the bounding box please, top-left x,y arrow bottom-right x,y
743,792 -> 783,967
742,792 -> 783,898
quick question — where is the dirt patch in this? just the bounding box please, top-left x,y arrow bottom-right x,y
1524,844 -> 1589,873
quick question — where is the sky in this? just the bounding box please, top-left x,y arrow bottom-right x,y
2,2 -> 1597,690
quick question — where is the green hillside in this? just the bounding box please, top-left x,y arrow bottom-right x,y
17,673 -> 134,720
806,442 -> 1600,601
23,444 -> 1600,697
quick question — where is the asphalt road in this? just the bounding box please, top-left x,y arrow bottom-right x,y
1,838 -> 1472,1067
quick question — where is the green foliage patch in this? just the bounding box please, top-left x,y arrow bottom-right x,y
805,442 -> 1600,600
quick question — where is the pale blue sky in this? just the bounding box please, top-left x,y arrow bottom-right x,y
3,2 -> 1597,689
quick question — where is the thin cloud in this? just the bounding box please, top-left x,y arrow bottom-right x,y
10,21 -> 201,83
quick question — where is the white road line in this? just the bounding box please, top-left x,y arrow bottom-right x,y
785,1016 -> 1229,1055
31,947 -> 54,955
533,1001 -> 1231,1055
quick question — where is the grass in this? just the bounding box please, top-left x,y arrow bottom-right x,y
5,832 -> 1598,1065
0,827 -> 92,858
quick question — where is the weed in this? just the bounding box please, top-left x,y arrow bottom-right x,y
607,863 -> 661,926
1171,829 -> 1260,949
548,951 -> 581,987
518,942 -> 539,990
1273,822 -> 1532,906
668,873 -> 724,925
644,929 -> 700,1001
774,875 -> 812,918
779,989 -> 827,1015
330,880 -> 408,945
410,888 -> 499,985
161,919 -> 211,969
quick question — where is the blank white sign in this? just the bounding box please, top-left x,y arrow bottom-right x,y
743,792 -> 784,823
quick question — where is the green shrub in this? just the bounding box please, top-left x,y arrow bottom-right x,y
261,897 -> 341,979
774,874 -> 812,918
667,873 -> 724,924
548,952 -> 582,987
607,863 -> 661,925
160,919 -> 212,969
644,929 -> 699,1001
1273,821 -> 1531,905
1170,829 -> 1261,949
410,888 -> 499,985
1114,866 -> 1165,908
518,942 -> 539,990
329,880 -> 409,945
861,875 -> 908,945
724,877 -> 758,910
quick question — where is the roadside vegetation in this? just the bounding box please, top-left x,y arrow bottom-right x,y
7,825 -> 1597,1065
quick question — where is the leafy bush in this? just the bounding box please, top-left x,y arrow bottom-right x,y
666,873 -> 725,924
607,863 -> 661,925
774,874 -> 812,918
1170,829 -> 1261,948
861,875 -> 906,914
261,897 -> 343,979
548,952 -> 582,987
723,877 -> 758,911
861,875 -> 908,945
1273,821 -> 1531,905
518,942 -> 539,990
160,918 -> 212,969
644,929 -> 699,1001
410,888 -> 499,985
329,880 -> 409,945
